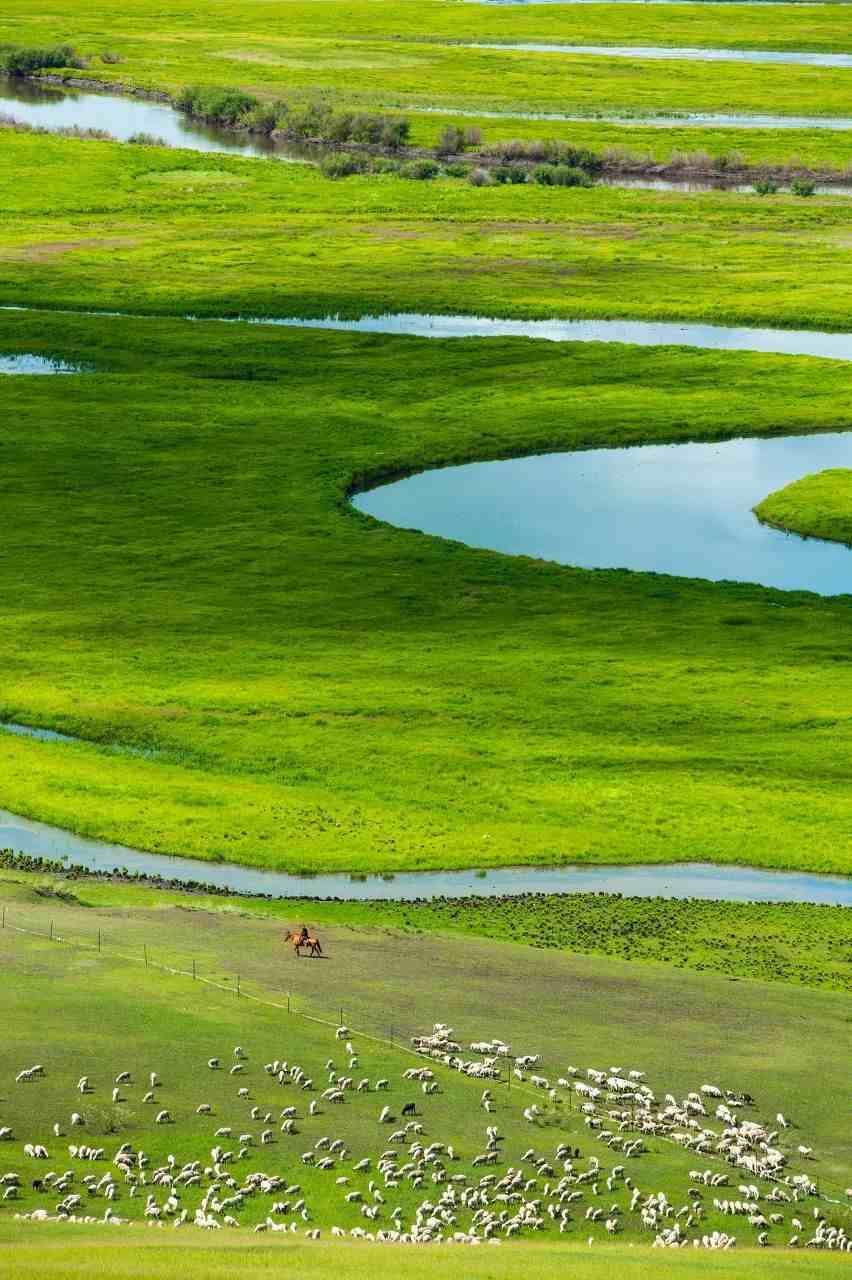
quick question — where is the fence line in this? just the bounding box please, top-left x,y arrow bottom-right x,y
2,905 -> 848,1209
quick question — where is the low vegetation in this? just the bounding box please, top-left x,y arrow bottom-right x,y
174,85 -> 410,150
1,856 -> 849,992
755,469 -> 852,547
0,42 -> 82,76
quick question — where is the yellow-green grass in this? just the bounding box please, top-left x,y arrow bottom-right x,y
1,301 -> 852,873
11,0 -> 852,56
0,901 -> 850,1215
5,129 -> 852,331
755,469 -> 852,546
5,0 -> 852,126
2,860 -> 849,992
1,1228 -> 850,1280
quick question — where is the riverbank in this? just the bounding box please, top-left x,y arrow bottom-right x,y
1,856 -> 848,990
27,70 -> 852,185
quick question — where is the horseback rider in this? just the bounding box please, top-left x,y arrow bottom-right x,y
298,924 -> 309,944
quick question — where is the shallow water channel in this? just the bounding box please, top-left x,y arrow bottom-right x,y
242,312 -> 852,361
408,103 -> 852,128
467,42 -> 852,66
0,76 -> 308,160
1,806 -> 849,903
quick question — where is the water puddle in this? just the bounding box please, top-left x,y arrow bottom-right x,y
235,312 -> 852,361
468,41 -> 852,67
0,807 -> 848,903
0,353 -> 84,374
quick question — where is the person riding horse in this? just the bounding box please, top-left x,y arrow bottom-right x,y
285,926 -> 323,957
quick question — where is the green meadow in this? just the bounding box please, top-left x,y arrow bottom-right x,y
1,297 -> 852,873
0,891 -> 849,1187
4,130 -> 852,330
3,1231 -> 850,1280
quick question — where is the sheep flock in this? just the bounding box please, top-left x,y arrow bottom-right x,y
3,1021 -> 850,1253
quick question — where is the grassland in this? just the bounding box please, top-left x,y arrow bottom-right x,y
2,1228 -> 850,1280
755,470 -> 852,546
0,899 -> 850,1200
1,294 -> 852,872
5,129 -> 852,330
2,863 -> 849,992
4,0 -> 852,127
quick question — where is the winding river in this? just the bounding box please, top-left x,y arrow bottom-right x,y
1,805 -> 849,903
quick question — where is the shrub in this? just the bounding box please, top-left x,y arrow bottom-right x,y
435,124 -> 467,156
534,163 -> 594,188
463,126 -> 482,148
443,162 -> 470,178
0,43 -> 82,75
320,151 -> 368,179
380,117 -> 409,149
754,178 -> 778,196
468,166 -> 493,187
349,113 -> 384,145
493,163 -> 528,185
126,131 -> 168,147
99,50 -> 123,65
239,102 -> 278,133
175,85 -> 259,125
401,158 -> 440,180
372,156 -> 402,174
791,177 -> 816,197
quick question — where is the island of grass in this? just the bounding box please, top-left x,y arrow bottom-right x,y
755,468 -> 852,547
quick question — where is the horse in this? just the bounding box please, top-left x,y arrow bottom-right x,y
285,929 -> 323,958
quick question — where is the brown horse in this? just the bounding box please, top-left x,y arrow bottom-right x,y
285,929 -> 323,958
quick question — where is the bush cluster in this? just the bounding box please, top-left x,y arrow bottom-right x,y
0,43 -> 83,75
484,137 -> 602,173
175,84 -> 410,149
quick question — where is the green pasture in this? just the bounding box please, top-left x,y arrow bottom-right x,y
1,298 -> 852,872
755,469 -> 852,546
0,904 -> 849,1209
1,865 -> 849,992
8,0 -> 852,57
4,129 -> 852,330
